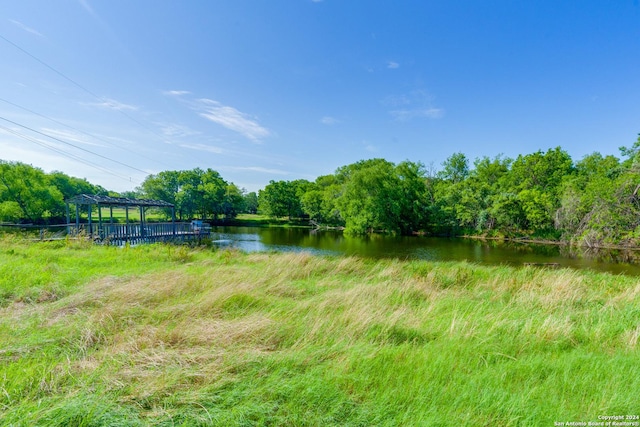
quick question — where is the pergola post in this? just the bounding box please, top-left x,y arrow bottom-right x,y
88,204 -> 92,237
65,203 -> 70,235
64,195 -> 177,245
125,206 -> 130,242
98,203 -> 102,239
172,207 -> 176,236
140,206 -> 145,238
109,205 -> 113,240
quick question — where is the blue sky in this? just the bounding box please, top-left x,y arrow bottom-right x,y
1,1 -> 639,193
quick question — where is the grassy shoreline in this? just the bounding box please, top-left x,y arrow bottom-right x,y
1,238 -> 638,426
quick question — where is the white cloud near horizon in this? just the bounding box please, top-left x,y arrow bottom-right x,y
9,19 -> 43,37
197,99 -> 270,142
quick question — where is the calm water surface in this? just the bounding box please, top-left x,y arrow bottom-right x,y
211,226 -> 640,276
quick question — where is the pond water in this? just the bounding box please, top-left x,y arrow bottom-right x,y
211,226 -> 640,276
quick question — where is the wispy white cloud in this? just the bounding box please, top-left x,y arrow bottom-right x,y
40,128 -> 102,147
160,123 -> 201,138
365,143 -> 379,153
163,90 -> 191,96
78,0 -> 96,16
180,143 -> 224,154
384,90 -> 444,121
387,61 -> 400,69
384,94 -> 411,107
390,108 -> 444,121
9,20 -> 43,37
0,126 -> 74,153
228,166 -> 289,175
320,116 -> 340,125
163,93 -> 270,142
86,98 -> 138,111
311,0 -> 324,3
196,99 -> 270,142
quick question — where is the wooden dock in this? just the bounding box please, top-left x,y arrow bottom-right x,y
64,194 -> 211,245
74,222 -> 211,245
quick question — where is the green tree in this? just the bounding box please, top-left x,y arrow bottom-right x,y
300,174 -> 343,226
518,188 -> 555,230
0,161 -> 63,223
557,153 -> 621,237
333,159 -> 427,235
48,171 -> 105,219
259,180 -> 310,220
619,133 -> 640,170
394,160 -> 429,234
0,201 -> 22,223
509,147 -> 573,199
438,155 -> 513,232
140,170 -> 181,218
243,192 -> 259,214
335,159 -> 400,234
557,148 -> 640,245
438,152 -> 469,183
502,147 -> 574,232
201,168 -> 227,219
140,168 -> 231,220
176,168 -> 205,220
222,184 -> 245,219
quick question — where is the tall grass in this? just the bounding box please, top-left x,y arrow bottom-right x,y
0,237 -> 638,425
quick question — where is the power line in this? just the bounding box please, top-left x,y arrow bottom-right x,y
0,33 -> 173,145
0,115 -> 151,175
0,96 -> 172,168
0,33 -> 102,99
0,124 -> 137,184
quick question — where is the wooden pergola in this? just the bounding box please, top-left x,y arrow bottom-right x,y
65,194 -> 207,244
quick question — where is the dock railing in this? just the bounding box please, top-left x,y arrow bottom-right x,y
97,222 -> 211,244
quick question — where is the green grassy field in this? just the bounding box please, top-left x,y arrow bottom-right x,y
0,236 -> 638,426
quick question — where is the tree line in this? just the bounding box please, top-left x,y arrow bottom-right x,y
0,161 -> 105,224
0,162 -> 257,224
258,135 -> 640,246
2,134 -> 639,246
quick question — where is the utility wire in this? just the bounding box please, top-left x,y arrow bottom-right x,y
0,115 -> 150,176
0,96 -> 172,168
0,33 -> 172,145
0,34 -> 101,99
0,124 -> 137,184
